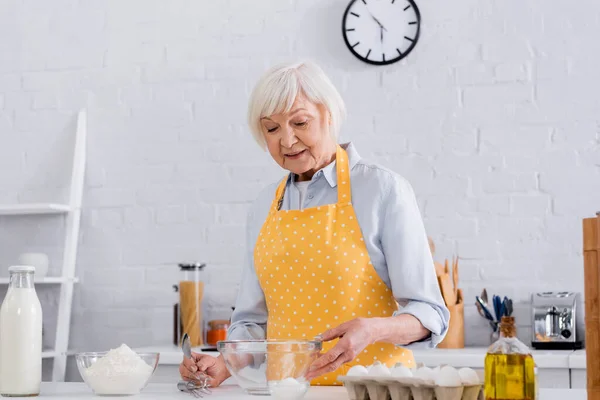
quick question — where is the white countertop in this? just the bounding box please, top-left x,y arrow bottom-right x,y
136,345 -> 583,369
35,382 -> 341,399
569,350 -> 587,369
34,382 -> 588,399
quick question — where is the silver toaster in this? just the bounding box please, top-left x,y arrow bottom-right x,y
531,292 -> 583,350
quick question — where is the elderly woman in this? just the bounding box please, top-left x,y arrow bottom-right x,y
180,61 -> 449,386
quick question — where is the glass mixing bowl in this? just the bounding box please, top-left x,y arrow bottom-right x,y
217,340 -> 322,398
75,352 -> 160,396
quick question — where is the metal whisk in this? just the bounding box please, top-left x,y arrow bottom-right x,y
177,377 -> 211,398
179,333 -> 212,397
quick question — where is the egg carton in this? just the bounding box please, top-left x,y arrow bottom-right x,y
338,374 -> 483,400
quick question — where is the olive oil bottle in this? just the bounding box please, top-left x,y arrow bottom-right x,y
484,316 -> 536,400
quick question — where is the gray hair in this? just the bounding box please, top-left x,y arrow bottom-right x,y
247,60 -> 346,149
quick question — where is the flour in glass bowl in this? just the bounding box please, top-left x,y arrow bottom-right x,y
82,344 -> 155,395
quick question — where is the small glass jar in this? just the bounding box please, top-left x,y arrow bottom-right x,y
207,320 -> 230,346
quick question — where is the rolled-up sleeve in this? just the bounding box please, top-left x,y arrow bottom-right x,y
380,174 -> 450,349
227,204 -> 268,341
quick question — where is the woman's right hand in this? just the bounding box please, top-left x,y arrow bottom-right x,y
179,353 -> 231,387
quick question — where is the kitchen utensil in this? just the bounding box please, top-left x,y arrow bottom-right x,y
493,295 -> 503,321
475,300 -> 498,332
182,333 -> 192,358
481,289 -> 489,309
506,298 -> 513,316
178,380 -> 206,398
181,333 -> 211,395
499,296 -> 509,318
476,296 -> 495,322
452,256 -> 459,298
217,339 -> 322,396
438,272 -> 457,306
75,352 -> 159,396
475,299 -> 486,318
434,261 -> 445,277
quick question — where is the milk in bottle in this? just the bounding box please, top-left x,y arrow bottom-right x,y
0,266 -> 43,397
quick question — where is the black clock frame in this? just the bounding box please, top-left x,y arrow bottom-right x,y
342,0 -> 421,66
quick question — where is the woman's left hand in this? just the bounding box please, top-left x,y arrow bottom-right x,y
306,318 -> 378,380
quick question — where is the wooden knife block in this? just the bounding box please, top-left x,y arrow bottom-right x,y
438,289 -> 465,349
583,212 -> 600,399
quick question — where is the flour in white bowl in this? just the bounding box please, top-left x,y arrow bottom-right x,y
82,344 -> 155,395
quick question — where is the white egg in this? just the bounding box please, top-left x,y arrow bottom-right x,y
391,364 -> 413,378
347,365 -> 369,376
414,366 -> 436,382
368,361 -> 391,377
458,367 -> 480,385
435,366 -> 462,387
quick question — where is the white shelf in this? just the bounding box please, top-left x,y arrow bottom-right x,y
0,277 -> 79,284
2,109 -> 86,382
0,203 -> 71,216
42,350 -> 58,359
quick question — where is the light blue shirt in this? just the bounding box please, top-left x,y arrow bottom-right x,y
228,142 -> 450,349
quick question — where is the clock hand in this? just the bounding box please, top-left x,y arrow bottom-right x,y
371,15 -> 388,31
367,10 -> 388,31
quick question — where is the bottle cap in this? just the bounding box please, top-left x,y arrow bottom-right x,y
8,265 -> 35,273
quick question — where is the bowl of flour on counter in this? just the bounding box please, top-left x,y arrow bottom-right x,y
75,344 -> 159,396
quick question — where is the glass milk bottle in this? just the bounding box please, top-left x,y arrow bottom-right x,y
0,266 -> 43,397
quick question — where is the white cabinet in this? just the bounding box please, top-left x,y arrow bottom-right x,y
568,350 -> 587,389
570,370 -> 586,389
538,369 -> 571,389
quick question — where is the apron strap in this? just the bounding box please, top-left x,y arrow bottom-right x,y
270,145 -> 353,212
269,175 -> 289,213
335,145 -> 352,204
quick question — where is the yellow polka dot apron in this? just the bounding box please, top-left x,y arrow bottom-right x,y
254,145 -> 415,386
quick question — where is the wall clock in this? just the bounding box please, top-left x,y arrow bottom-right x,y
342,0 -> 421,66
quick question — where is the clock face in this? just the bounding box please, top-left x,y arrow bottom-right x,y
342,0 -> 421,65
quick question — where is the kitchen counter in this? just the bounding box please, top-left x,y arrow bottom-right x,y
35,382 -> 588,399
136,345 -> 577,369
135,345 -> 588,389
569,350 -> 587,369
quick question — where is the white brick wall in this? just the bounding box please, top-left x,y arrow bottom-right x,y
1,0 -> 599,380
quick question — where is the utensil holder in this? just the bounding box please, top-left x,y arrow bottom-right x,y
438,290 -> 464,349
